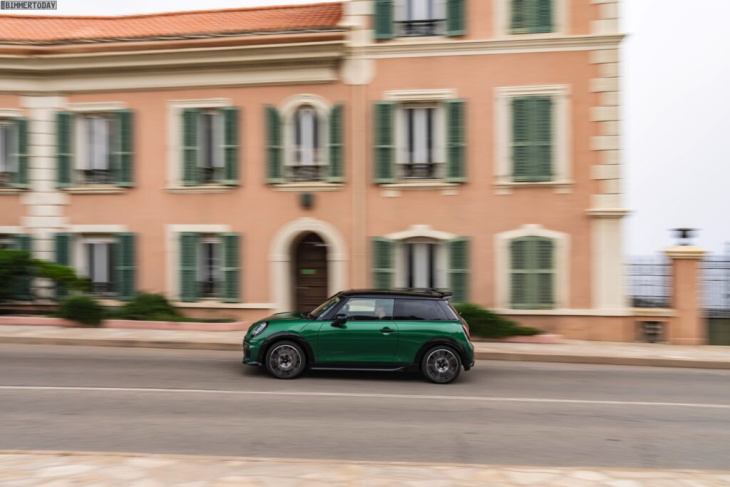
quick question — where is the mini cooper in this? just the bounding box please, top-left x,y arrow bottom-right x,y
243,290 -> 474,384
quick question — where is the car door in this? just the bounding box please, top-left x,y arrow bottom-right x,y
317,297 -> 398,364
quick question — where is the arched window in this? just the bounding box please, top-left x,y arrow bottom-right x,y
290,105 -> 323,180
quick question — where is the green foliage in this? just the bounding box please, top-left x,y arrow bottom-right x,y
454,303 -> 542,338
58,295 -> 104,326
118,292 -> 182,321
0,250 -> 33,302
36,261 -> 91,292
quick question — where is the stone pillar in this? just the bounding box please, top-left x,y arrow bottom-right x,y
665,246 -> 707,345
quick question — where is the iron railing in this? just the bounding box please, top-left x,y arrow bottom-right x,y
395,19 -> 445,37
703,255 -> 730,319
627,256 -> 672,308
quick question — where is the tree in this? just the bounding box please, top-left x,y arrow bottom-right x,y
0,249 -> 90,303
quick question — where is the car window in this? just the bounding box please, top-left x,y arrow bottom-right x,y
393,299 -> 448,321
309,295 -> 340,320
340,298 -> 394,321
440,301 -> 460,320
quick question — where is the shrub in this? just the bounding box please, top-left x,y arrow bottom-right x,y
453,303 -> 542,339
119,293 -> 182,321
58,295 -> 105,327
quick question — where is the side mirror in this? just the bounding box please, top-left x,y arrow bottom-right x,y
332,313 -> 348,328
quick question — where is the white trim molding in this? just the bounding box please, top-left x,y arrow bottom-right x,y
0,109 -> 23,118
279,93 -> 332,173
166,224 -> 231,301
384,225 -> 454,291
494,84 -> 572,194
68,225 -> 127,234
494,0 -> 570,39
0,226 -> 23,234
269,217 -> 348,313
383,89 -> 457,102
167,98 -> 232,188
495,224 -> 570,310
385,224 -> 456,242
67,102 -> 127,113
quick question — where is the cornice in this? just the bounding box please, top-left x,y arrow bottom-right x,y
369,34 -> 625,58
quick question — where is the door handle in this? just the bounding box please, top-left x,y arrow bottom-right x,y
380,327 -> 396,334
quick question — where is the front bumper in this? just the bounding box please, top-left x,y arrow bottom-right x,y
242,339 -> 262,366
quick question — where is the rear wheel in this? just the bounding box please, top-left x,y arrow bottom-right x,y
265,340 -> 306,379
421,345 -> 462,384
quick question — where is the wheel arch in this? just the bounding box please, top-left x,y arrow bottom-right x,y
258,332 -> 315,365
414,338 -> 469,369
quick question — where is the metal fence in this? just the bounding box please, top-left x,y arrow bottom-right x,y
703,255 -> 730,318
627,256 -> 672,308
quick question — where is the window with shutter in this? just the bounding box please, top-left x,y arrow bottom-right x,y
116,233 -> 136,301
56,112 -> 73,188
511,96 -> 553,182
510,0 -> 554,35
510,237 -> 555,309
76,114 -> 114,185
265,105 -> 284,184
374,102 -> 396,183
113,110 -> 134,188
328,104 -> 345,183
372,238 -> 395,290
448,238 -> 469,303
0,120 -> 16,188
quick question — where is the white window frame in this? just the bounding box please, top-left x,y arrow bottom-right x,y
0,119 -> 18,179
495,224 -> 570,310
494,85 -> 571,193
167,98 -> 231,188
385,225 -> 456,290
494,0 -> 570,38
396,102 -> 446,180
280,94 -> 331,181
76,236 -> 116,290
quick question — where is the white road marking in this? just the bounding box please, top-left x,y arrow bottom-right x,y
0,385 -> 728,410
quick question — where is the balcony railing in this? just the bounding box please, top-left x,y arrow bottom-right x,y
90,281 -> 115,297
200,279 -> 220,299
398,162 -> 442,180
82,169 -> 114,185
287,164 -> 327,182
395,19 -> 445,37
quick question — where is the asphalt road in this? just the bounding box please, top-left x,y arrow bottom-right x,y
1,344 -> 729,470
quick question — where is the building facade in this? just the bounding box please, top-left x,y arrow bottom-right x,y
0,0 -> 630,339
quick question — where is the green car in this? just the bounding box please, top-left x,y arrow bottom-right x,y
243,290 -> 474,384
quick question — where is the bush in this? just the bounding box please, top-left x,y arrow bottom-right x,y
453,303 -> 542,339
118,292 -> 182,321
58,295 -> 105,327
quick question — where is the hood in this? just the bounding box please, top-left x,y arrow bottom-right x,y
262,311 -> 307,322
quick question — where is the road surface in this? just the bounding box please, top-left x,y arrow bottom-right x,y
1,344 -> 729,470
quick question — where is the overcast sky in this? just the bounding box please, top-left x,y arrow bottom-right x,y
15,0 -> 730,256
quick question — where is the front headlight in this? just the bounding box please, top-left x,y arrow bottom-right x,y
251,322 -> 268,338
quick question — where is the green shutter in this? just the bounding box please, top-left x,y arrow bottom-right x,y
54,233 -> 72,298
512,96 -> 553,182
512,98 -> 531,181
113,109 -> 134,188
180,232 -> 199,302
182,108 -> 200,186
328,104 -> 345,183
446,0 -> 466,37
13,234 -> 33,300
446,99 -> 467,183
511,0 -> 527,33
372,238 -> 394,290
510,237 -> 555,309
533,97 -> 553,181
374,0 -> 394,40
448,238 -> 470,303
535,0 -> 553,33
221,233 -> 240,303
265,105 -> 284,184
374,101 -> 395,184
115,233 -> 136,301
221,107 -> 240,186
56,112 -> 73,188
13,118 -> 29,188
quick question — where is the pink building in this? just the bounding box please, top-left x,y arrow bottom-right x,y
0,0 -> 630,339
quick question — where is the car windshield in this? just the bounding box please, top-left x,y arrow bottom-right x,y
308,295 -> 341,320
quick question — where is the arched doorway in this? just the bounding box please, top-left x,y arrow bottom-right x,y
293,233 -> 329,313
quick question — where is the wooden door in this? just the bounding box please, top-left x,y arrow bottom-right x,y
294,233 -> 328,313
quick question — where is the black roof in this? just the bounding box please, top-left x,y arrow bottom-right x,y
338,289 -> 453,299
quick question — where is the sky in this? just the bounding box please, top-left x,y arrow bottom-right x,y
13,0 -> 730,256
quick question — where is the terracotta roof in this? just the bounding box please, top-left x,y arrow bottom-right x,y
0,2 -> 343,44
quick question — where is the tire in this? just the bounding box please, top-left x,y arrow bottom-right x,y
421,345 -> 462,384
264,340 -> 307,380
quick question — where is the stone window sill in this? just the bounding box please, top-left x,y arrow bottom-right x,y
167,185 -> 237,194
65,186 -> 128,195
379,180 -> 460,197
495,180 -> 573,195
174,301 -> 276,310
271,182 -> 344,192
0,188 -> 24,195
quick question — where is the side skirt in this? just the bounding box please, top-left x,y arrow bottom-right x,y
309,363 -> 415,373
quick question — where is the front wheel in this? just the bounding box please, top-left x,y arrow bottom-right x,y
265,340 -> 307,379
421,345 -> 462,384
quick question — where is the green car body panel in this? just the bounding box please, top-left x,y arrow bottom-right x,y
243,290 -> 475,380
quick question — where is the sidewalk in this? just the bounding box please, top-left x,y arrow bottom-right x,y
1,324 -> 730,369
1,451 -> 728,486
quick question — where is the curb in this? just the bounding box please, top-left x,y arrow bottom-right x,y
2,336 -> 730,370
